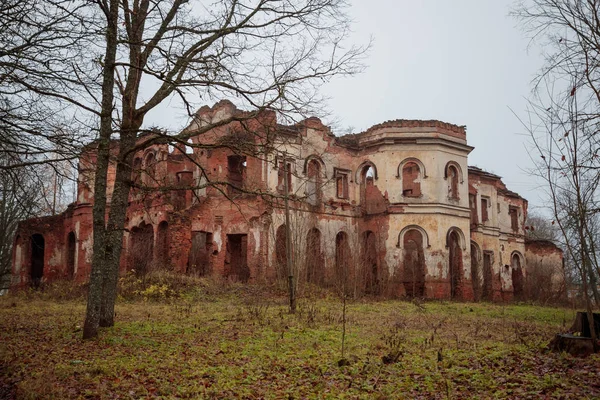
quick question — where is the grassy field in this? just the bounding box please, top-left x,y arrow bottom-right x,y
1,283 -> 599,399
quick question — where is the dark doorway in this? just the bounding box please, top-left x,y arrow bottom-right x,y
30,234 -> 45,288
362,231 -> 379,295
225,234 -> 249,282
305,228 -> 322,284
335,232 -> 352,292
482,251 -> 493,301
448,231 -> 463,299
67,232 -> 76,279
129,223 -> 154,275
470,243 -> 481,301
511,254 -> 524,299
227,155 -> 246,195
275,224 -> 287,280
403,230 -> 425,297
188,231 -> 212,276
156,221 -> 169,269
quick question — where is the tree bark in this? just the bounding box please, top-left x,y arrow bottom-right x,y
82,0 -> 119,340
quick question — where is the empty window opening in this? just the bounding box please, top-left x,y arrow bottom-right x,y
482,251 -> 494,301
447,165 -> 459,199
362,231 -> 379,295
448,231 -> 463,299
225,234 -> 249,282
156,221 -> 169,269
67,232 -> 76,279
481,198 -> 489,222
402,162 -> 421,197
275,224 -> 288,280
132,157 -> 142,186
359,165 -> 375,205
129,223 -> 154,276
469,194 -> 478,224
511,254 -> 524,299
185,139 -> 194,154
509,207 -> 519,231
30,234 -> 45,288
470,243 -> 482,301
277,160 -> 293,195
403,229 -> 425,297
144,153 -> 157,186
335,232 -> 352,292
227,155 -> 246,195
335,170 -> 350,200
305,228 -> 322,285
188,231 -> 212,276
306,160 -> 321,205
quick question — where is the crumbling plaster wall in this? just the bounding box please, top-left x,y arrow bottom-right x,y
11,101 -> 564,303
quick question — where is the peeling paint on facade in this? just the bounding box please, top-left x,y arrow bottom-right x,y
11,101 -> 564,300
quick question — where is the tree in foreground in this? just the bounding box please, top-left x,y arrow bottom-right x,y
514,0 -> 600,351
78,0 -> 367,339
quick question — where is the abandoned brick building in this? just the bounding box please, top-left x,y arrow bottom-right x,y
11,100 -> 564,300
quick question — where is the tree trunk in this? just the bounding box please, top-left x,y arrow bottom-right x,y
82,0 -> 119,340
99,127 -> 137,327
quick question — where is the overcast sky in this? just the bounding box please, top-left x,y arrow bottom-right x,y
322,0 -> 549,213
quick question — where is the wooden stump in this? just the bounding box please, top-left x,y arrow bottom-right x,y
548,334 -> 594,357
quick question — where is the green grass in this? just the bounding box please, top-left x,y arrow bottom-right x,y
1,287 -> 599,399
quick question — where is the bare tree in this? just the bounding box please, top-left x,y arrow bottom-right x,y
78,0 -> 367,338
514,0 -> 600,352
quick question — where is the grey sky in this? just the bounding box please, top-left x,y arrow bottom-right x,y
142,0 -> 548,212
322,0 -> 548,212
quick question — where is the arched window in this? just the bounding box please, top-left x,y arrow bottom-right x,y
306,160 -> 322,205
402,162 -> 421,197
358,163 -> 376,206
447,165 -> 459,199
132,157 -> 142,186
144,152 -> 156,186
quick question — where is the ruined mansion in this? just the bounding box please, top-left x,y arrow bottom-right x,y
11,101 -> 564,300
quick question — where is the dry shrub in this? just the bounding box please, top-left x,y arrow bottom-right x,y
8,279 -> 88,301
118,269 -> 209,301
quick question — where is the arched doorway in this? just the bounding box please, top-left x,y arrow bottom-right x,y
403,229 -> 425,297
30,234 -> 45,288
305,228 -> 322,284
511,253 -> 524,299
129,222 -> 154,275
156,221 -> 169,269
362,231 -> 379,295
447,230 -> 463,299
67,232 -> 76,279
470,242 -> 482,301
275,224 -> 287,280
335,232 -> 352,292
482,251 -> 494,301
